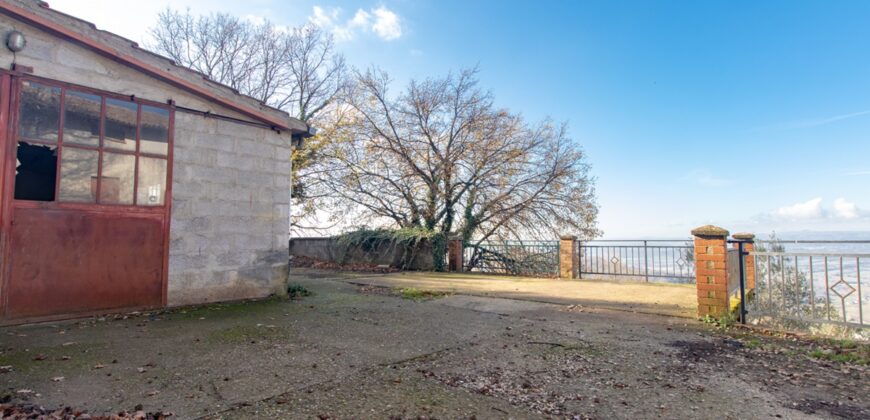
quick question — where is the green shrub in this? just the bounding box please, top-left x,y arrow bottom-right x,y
287,284 -> 312,299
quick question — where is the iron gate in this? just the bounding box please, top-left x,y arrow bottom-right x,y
464,241 -> 559,277
577,240 -> 695,283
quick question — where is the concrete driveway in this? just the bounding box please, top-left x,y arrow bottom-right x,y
1,271 -> 866,419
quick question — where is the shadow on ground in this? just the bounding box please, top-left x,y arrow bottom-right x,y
0,273 -> 866,419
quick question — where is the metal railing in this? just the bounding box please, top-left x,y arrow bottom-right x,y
748,250 -> 868,329
577,240 -> 695,283
464,240 -> 559,277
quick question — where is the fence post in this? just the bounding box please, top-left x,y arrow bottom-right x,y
559,235 -> 577,279
447,236 -> 464,272
643,240 -> 650,282
692,225 -> 730,318
732,232 -> 756,291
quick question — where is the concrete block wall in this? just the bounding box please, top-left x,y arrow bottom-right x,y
168,114 -> 291,305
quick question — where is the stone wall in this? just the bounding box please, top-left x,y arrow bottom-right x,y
290,237 -> 436,271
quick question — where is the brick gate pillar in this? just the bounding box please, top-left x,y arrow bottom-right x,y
692,225 -> 730,317
559,235 -> 578,279
447,236 -> 464,272
732,232 -> 756,291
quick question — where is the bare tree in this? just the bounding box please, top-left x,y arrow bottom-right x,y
308,68 -> 599,244
150,9 -> 348,232
149,9 -> 346,123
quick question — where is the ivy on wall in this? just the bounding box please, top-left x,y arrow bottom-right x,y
335,228 -> 446,271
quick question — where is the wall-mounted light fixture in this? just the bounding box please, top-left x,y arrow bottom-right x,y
6,31 -> 26,53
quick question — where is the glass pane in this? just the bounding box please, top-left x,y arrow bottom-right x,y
137,157 -> 167,206
14,141 -> 57,201
58,147 -> 99,202
140,105 -> 169,155
104,98 -> 137,152
99,153 -> 135,205
19,81 -> 60,142
63,90 -> 101,147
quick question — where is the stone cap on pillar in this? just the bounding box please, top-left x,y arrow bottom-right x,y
560,235 -> 577,240
691,225 -> 729,239
732,232 -> 755,241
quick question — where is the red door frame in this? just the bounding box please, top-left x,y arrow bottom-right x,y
0,69 -> 174,322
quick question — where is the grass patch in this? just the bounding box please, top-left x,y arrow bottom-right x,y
558,342 -> 606,357
743,338 -> 762,349
700,312 -> 738,329
726,329 -> 869,365
397,287 -> 450,301
0,343 -> 105,376
168,296 -> 285,320
807,338 -> 869,365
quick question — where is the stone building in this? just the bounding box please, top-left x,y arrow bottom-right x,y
0,0 -> 309,323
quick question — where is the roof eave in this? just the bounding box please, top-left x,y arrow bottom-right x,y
0,1 -> 308,134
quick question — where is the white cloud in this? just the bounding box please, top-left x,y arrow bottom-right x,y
309,6 -> 340,28
770,197 -> 866,222
775,197 -> 824,220
309,5 -> 402,41
350,9 -> 372,28
371,6 -> 402,40
832,198 -> 859,219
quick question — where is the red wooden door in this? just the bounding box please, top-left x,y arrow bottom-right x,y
5,207 -> 165,319
0,74 -> 172,322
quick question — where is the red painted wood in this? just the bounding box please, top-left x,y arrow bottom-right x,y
4,207 -> 165,319
1,75 -> 174,322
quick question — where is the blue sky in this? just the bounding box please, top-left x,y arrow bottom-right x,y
53,0 -> 870,238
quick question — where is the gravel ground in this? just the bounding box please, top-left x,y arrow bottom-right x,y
1,274 -> 867,419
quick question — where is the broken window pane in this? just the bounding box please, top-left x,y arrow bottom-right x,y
140,105 -> 169,156
19,81 -> 60,142
99,152 -> 135,205
104,98 -> 137,152
14,141 -> 57,201
58,147 -> 98,202
137,157 -> 166,206
63,90 -> 101,147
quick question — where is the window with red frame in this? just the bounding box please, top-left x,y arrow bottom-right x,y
13,79 -> 171,206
